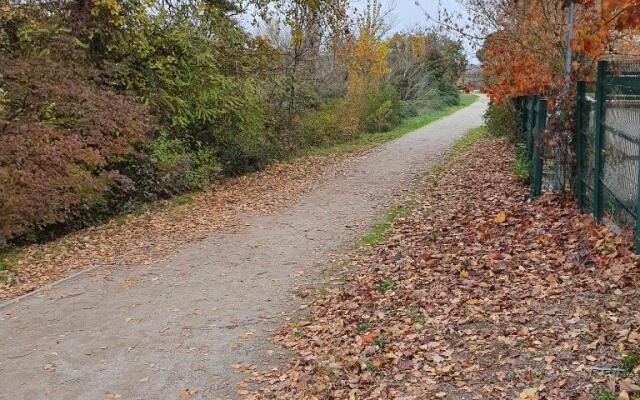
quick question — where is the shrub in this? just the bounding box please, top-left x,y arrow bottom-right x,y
364,85 -> 402,133
399,101 -> 419,119
295,85 -> 402,148
210,84 -> 269,175
150,138 -> 221,192
419,80 -> 461,111
484,98 -> 519,140
436,80 -> 461,107
294,101 -> 344,148
187,147 -> 221,189
110,137 -> 221,210
115,16 -> 269,175
0,50 -> 151,245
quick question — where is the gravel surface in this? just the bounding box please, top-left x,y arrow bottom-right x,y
0,96 -> 487,400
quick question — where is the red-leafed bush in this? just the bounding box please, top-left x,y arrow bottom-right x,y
0,46 -> 151,245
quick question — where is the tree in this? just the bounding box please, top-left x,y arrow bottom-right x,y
437,0 -> 640,101
385,31 -> 467,101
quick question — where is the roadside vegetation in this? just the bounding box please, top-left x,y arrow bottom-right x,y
0,0 -> 469,250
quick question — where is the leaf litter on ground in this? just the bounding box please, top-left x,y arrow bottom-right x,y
244,136 -> 640,399
0,153 -> 356,300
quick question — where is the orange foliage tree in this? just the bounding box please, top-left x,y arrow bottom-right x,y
464,0 -> 640,102
432,0 -> 640,190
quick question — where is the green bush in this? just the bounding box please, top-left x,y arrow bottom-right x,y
484,98 -> 519,140
364,85 -> 403,133
295,85 -> 403,149
436,80 -> 461,107
419,80 -> 461,111
210,82 -> 270,175
399,101 -> 419,119
150,138 -> 221,191
187,147 -> 222,189
115,14 -> 269,176
294,101 -> 344,148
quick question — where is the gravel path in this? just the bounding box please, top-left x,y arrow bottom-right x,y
0,96 -> 487,400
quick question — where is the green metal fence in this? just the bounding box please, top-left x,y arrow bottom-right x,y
575,60 -> 640,250
575,81 -> 597,211
515,95 -> 547,198
516,60 -> 640,249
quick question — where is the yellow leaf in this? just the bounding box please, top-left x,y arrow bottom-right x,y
495,212 -> 507,224
460,270 -> 469,278
179,389 -> 196,399
519,387 -> 538,399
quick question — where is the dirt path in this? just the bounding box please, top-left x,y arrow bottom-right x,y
0,97 -> 487,400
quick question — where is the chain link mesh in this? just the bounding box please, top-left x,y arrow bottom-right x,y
577,84 -> 597,209
601,61 -> 640,228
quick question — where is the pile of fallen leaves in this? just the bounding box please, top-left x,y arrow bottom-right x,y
0,153 -> 351,300
249,137 -> 640,399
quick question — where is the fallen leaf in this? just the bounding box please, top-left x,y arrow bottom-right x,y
520,387 -> 538,399
179,389 -> 196,399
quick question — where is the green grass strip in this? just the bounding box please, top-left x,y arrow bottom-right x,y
361,204 -> 413,246
450,126 -> 486,157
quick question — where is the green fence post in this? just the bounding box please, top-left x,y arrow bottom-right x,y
527,96 -> 535,160
526,95 -> 538,188
636,141 -> 640,254
593,61 -> 607,222
575,81 -> 586,210
531,97 -> 547,198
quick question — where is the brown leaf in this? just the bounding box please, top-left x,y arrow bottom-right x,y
179,389 -> 196,399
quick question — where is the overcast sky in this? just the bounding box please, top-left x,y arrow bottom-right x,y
352,0 -> 461,33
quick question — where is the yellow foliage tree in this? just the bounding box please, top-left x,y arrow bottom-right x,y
338,25 -> 388,136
